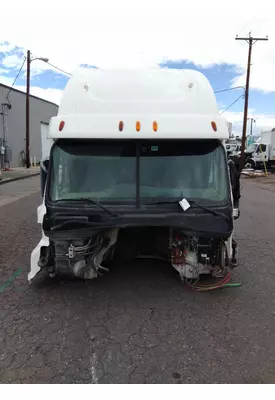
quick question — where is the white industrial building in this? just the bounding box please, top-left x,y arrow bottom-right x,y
0,83 -> 58,168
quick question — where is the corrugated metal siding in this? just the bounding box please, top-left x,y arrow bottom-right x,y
0,85 -> 58,167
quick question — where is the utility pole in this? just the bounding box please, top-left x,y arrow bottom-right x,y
235,32 -> 268,170
248,117 -> 255,136
25,51 -> 49,169
26,50 -> 31,168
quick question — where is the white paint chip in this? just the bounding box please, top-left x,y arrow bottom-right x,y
90,353 -> 99,384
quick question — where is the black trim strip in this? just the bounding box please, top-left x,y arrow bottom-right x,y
136,142 -> 140,208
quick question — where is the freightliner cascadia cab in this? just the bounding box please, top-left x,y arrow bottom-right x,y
29,68 -> 240,283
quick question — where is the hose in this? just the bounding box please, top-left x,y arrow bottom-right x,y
222,283 -> 242,288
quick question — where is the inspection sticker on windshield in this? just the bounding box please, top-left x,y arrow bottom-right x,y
179,198 -> 190,212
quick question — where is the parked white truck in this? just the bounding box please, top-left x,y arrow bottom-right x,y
225,141 -> 241,158
244,128 -> 275,170
29,68 -> 240,283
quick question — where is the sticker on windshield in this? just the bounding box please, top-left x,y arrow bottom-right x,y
151,145 -> 159,151
179,198 -> 190,212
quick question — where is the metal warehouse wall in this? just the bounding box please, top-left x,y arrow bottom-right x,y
0,85 -> 58,167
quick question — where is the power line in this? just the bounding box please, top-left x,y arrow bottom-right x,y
5,57 -> 26,101
214,86 -> 245,94
45,61 -> 73,76
30,51 -> 73,76
236,20 -> 253,38
219,93 -> 244,115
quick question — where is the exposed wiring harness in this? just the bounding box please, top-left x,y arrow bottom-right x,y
186,272 -> 242,292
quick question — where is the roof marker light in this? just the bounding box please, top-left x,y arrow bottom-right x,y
153,121 -> 158,132
59,121 -> 65,131
211,121 -> 217,132
119,121 -> 124,131
136,121 -> 141,132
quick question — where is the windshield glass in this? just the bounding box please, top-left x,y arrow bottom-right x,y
246,143 -> 257,153
49,139 -> 229,205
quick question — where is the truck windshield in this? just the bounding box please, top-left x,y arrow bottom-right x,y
49,139 -> 229,205
246,143 -> 257,153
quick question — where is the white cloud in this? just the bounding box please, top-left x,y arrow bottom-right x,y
0,0 -> 274,107
0,75 -> 15,87
0,42 -> 16,54
15,85 -> 62,105
0,74 -> 62,105
1,54 -> 23,68
223,111 -> 275,135
0,1 -> 272,70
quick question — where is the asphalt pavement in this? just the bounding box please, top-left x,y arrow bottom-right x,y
0,176 -> 275,383
0,167 -> 40,185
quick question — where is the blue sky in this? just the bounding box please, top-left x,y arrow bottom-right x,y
0,3 -> 274,135
161,60 -> 275,116
2,50 -> 272,135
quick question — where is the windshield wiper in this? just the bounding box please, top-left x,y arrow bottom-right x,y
55,198 -> 118,217
145,199 -> 231,222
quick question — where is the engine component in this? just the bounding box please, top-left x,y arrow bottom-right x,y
52,228 -> 118,279
170,230 -> 229,281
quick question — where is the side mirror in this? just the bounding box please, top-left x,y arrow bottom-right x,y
40,158 -> 49,197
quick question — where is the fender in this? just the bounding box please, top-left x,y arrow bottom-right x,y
28,202 -> 48,281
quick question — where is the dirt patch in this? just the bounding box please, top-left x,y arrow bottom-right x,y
241,173 -> 275,192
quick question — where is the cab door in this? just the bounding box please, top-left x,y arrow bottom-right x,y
253,144 -> 268,164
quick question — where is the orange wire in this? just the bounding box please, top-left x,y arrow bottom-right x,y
190,272 -> 231,288
191,274 -> 232,291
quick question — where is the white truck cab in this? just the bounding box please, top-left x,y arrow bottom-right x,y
30,68 -> 240,283
244,129 -> 275,170
225,142 -> 241,157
